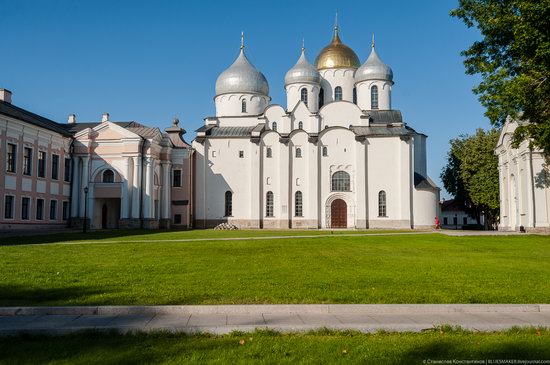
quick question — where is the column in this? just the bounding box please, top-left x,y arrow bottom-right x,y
131,156 -> 141,219
354,139 -> 367,228
143,157 -> 153,218
161,161 -> 171,219
71,156 -> 80,218
80,156 -> 90,217
120,157 -> 130,219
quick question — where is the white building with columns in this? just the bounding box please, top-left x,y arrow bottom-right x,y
192,25 -> 440,229
69,114 -> 192,229
495,119 -> 550,232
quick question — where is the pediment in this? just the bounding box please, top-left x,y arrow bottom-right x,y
92,122 -> 141,141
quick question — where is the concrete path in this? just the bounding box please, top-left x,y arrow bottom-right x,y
1,305 -> 549,335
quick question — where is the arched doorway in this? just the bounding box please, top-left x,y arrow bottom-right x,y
331,199 -> 347,228
101,204 -> 108,229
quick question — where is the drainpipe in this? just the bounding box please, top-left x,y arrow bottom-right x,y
139,136 -> 146,229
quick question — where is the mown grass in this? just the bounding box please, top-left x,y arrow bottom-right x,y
0,328 -> 549,364
0,228 -> 413,246
0,233 -> 548,306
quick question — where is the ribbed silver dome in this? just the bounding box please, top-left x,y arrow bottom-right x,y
355,46 -> 393,83
215,49 -> 269,96
285,49 -> 321,86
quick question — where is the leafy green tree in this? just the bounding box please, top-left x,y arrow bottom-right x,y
451,0 -> 550,153
441,129 -> 500,228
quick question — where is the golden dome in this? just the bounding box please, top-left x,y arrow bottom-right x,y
315,27 -> 360,70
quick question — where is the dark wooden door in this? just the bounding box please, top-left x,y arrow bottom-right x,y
331,199 -> 347,228
101,204 -> 108,229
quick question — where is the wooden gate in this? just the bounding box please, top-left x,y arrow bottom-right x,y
331,199 -> 347,228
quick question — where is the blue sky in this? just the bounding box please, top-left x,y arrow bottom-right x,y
0,0 -> 490,197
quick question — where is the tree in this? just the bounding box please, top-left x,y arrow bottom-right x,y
441,129 -> 500,228
451,0 -> 550,153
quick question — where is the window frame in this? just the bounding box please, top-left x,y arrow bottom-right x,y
241,99 -> 247,113
6,143 -> 16,173
23,147 -> 32,176
38,151 -> 46,178
173,169 -> 182,187
266,147 -> 272,158
272,122 -> 277,131
21,196 -> 30,220
51,154 -> 59,180
331,171 -> 351,192
36,198 -> 44,220
62,201 -> 69,221
4,195 -> 15,219
371,85 -> 379,109
294,191 -> 303,217
49,200 -> 58,220
102,169 -> 115,183
266,191 -> 274,217
322,146 -> 328,157
64,158 -> 71,182
224,191 -> 233,217
298,121 -> 303,130
295,147 -> 302,158
334,86 -> 343,101
378,190 -> 387,217
300,88 -> 308,107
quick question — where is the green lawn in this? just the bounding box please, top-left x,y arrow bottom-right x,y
0,328 -> 548,364
0,232 -> 549,305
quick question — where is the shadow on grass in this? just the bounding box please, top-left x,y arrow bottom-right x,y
0,229 -> 173,246
0,329 -> 549,364
0,284 -> 118,307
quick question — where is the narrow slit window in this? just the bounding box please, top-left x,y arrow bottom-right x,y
371,85 -> 379,109
266,191 -> 274,217
300,88 -> 308,107
241,99 -> 247,113
334,86 -> 342,101
224,191 -> 232,217
378,190 -> 387,217
295,191 -> 303,217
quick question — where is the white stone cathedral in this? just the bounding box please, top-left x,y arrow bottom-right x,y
192,25 -> 439,229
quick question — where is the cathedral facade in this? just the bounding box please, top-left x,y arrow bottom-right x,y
193,26 -> 440,229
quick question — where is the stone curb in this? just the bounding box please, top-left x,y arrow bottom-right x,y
1,304 -> 548,316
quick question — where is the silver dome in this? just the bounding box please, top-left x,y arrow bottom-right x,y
284,49 -> 321,86
215,49 -> 269,96
355,46 -> 393,83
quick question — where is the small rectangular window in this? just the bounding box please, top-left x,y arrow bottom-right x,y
62,201 -> 69,221
36,199 -> 44,220
38,151 -> 46,178
21,197 -> 30,220
443,217 -> 448,225
173,170 -> 182,187
50,200 -> 57,220
211,151 -> 216,158
174,214 -> 182,224
51,155 -> 59,180
6,143 -> 16,173
64,158 -> 71,182
23,147 -> 32,176
239,151 -> 244,158
4,196 -> 14,219
463,217 -> 467,225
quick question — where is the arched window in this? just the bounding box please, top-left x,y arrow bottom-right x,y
295,191 -> 303,217
266,147 -> 272,158
334,86 -> 343,101
353,87 -> 357,104
371,85 -> 379,109
322,146 -> 328,157
295,148 -> 302,158
298,121 -> 303,130
102,169 -> 114,183
272,122 -> 277,131
224,191 -> 232,216
319,88 -> 324,108
241,99 -> 247,113
300,88 -> 308,107
266,191 -> 274,217
378,190 -> 387,217
331,171 -> 350,191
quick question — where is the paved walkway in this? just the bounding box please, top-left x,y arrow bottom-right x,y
1,305 -> 549,335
